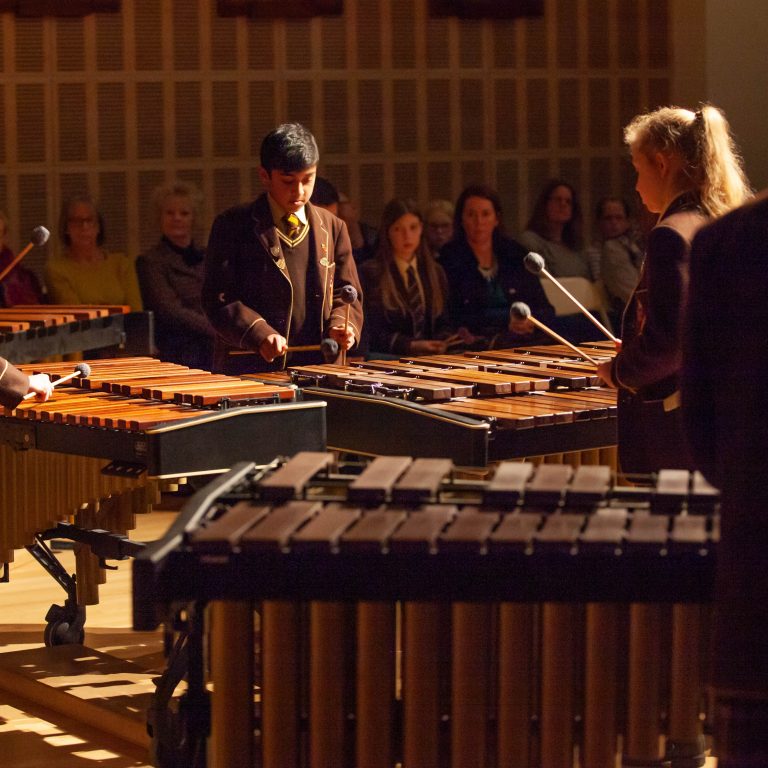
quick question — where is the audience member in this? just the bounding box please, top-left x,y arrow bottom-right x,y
338,192 -> 378,265
360,198 -> 457,356
136,181 -> 215,369
202,122 -> 363,375
518,179 -> 592,278
586,196 -> 644,325
45,194 -> 142,310
440,184 -> 554,349
424,199 -> 454,260
309,176 -> 340,215
0,210 -> 45,306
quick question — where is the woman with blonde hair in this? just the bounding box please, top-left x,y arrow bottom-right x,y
136,180 -> 215,369
424,199 -> 454,260
597,104 -> 750,473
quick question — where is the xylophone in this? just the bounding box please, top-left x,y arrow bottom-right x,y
0,303 -> 153,361
275,341 -> 619,466
135,451 -> 719,768
1,357 -> 325,641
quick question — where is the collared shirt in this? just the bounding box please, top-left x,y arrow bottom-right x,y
267,195 -> 309,236
393,256 -> 424,305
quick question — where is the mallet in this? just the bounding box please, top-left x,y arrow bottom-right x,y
510,302 -> 600,366
523,251 -> 620,344
23,361 -> 91,401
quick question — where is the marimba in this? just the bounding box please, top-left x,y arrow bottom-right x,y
276,341 -> 619,466
0,304 -> 153,361
1,358 -> 325,640
135,451 -> 719,768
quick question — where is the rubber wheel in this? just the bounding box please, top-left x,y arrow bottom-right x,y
44,620 -> 85,646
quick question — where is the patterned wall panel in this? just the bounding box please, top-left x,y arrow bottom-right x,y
56,19 -> 85,70
0,86 -> 4,164
134,3 -> 162,70
136,82 -> 165,159
17,84 -> 47,162
0,0 -> 671,281
95,12 -> 122,70
98,82 -> 126,160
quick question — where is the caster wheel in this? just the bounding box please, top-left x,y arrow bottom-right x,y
44,620 -> 85,646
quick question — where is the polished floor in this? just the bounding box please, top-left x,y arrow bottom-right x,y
0,508 -> 175,768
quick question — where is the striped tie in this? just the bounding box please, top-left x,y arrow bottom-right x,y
283,213 -> 301,241
406,264 -> 425,338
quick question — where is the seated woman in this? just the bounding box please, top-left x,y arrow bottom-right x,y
439,184 -> 554,349
45,194 -> 142,310
585,196 -> 645,328
0,210 -> 45,306
517,178 -> 592,278
360,198 -> 456,357
424,199 -> 454,261
136,181 -> 215,369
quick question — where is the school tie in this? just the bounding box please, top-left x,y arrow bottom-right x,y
283,212 -> 301,241
406,264 -> 425,338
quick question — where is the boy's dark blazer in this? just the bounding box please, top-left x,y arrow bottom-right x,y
203,194 -> 363,373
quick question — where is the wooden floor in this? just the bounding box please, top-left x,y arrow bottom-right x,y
0,507 -> 176,768
0,501 -> 720,768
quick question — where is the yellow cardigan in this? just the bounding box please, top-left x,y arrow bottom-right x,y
44,249 -> 143,311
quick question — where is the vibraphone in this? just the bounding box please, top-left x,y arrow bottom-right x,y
1,357 -> 325,642
279,342 -> 619,466
134,451 -> 719,768
0,303 -> 153,361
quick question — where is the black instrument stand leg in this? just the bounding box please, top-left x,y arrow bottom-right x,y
149,602 -> 210,768
26,536 -> 86,646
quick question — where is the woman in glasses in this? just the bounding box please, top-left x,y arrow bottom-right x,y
45,193 -> 142,310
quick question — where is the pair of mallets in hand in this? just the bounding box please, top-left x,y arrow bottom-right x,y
229,284 -> 358,364
291,284 -> 358,365
515,252 -> 620,366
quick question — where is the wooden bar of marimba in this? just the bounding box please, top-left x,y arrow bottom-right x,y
0,357 -> 326,616
135,452 -> 719,768
0,303 -> 153,360
274,343 -> 619,466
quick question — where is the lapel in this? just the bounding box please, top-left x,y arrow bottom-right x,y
251,196 -> 291,281
307,203 -> 334,317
